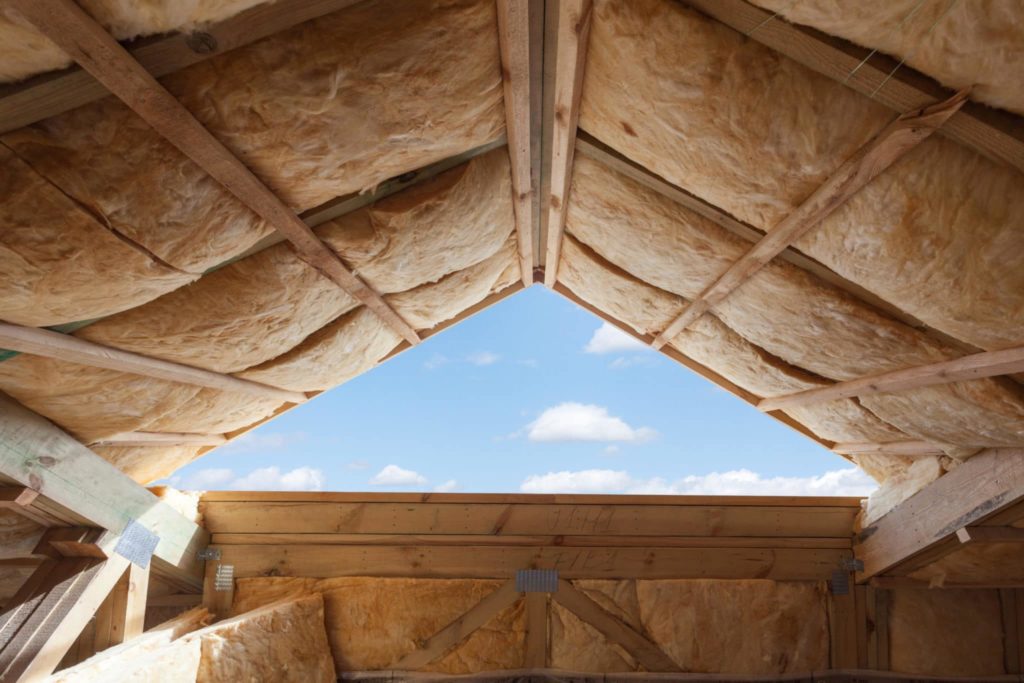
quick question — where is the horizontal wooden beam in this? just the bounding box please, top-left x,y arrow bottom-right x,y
855,448 -> 1024,581
651,91 -> 966,349
832,441 -> 947,457
680,0 -> 1024,174
0,322 -> 306,404
553,579 -> 676,672
210,533 -> 851,550
200,501 -> 858,537
956,526 -> 1024,545
760,345 -> 1024,412
0,0 -> 367,134
90,432 -> 227,448
0,394 -> 207,590
217,544 -> 848,580
394,580 -> 520,670
8,0 -> 420,346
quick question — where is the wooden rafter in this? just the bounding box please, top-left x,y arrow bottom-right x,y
650,91 -> 967,349
759,344 -> 1024,412
496,0 -> 535,287
0,322 -> 306,404
90,432 -> 227,448
542,0 -> 592,287
680,0 -> 1024,174
831,441 -> 947,457
956,526 -> 1024,545
8,0 -> 420,346
523,591 -> 547,668
552,579 -> 676,672
0,394 -> 208,590
855,448 -> 1024,581
0,0 -> 368,134
393,580 -> 520,670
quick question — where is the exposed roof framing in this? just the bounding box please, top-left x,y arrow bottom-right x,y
651,91 -> 967,349
496,0 -> 535,287
0,0 -> 367,134
89,432 -> 228,448
831,441 -> 947,458
759,344 -> 1024,412
0,322 -> 307,404
542,0 -> 592,286
680,0 -> 1024,174
7,0 -> 421,346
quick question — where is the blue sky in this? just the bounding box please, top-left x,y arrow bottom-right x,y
164,286 -> 875,496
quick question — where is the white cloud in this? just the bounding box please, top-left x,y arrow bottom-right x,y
609,356 -> 656,370
370,464 -> 428,487
434,479 -> 458,492
180,466 -> 325,491
466,351 -> 500,366
346,460 -> 370,471
603,445 -> 620,455
584,322 -> 649,354
424,353 -> 449,370
520,467 -> 876,496
220,431 -> 306,454
526,403 -> 657,443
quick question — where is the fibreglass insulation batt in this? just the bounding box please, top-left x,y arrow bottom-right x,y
316,148 -> 516,295
231,578 -> 526,673
888,589 -> 1005,676
581,0 -> 1024,350
0,0 -> 271,82
558,235 -> 913,447
749,0 -> 1024,117
166,0 -> 505,211
565,155 -> 1024,450
0,145 -> 196,327
861,456 -> 944,524
90,445 -> 204,486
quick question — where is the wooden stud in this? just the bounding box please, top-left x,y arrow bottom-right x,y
0,394 -> 207,590
7,0 -> 420,346
523,591 -> 547,668
0,323 -> 306,404
1000,588 -> 1021,675
827,584 -> 858,669
393,580 -> 520,670
542,0 -> 592,286
0,0 -> 368,134
855,448 -> 1024,581
652,91 -> 967,348
201,558 -> 234,621
956,526 -> 1024,545
552,579 -> 676,672
760,344 -> 1024,412
496,0 -> 535,287
680,0 -> 1024,174
90,432 -> 228,448
853,585 -> 869,669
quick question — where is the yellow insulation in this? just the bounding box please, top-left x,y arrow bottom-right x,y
90,444 -> 204,486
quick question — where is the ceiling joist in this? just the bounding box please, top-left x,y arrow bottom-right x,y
759,344 -> 1024,412
542,0 -> 592,287
651,90 -> 967,349
7,0 -> 421,346
680,0 -> 1024,174
0,322 -> 306,404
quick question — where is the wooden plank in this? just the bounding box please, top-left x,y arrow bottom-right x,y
827,586 -> 858,669
0,0 -> 368,134
200,501 -> 858,537
542,0 -> 592,286
832,441 -> 946,457
523,591 -> 547,668
199,490 -> 863,507
202,560 -> 233,620
1017,589 -> 1024,674
0,393 -> 207,590
553,579 -> 676,672
2,556 -> 130,682
854,585 -> 868,668
211,533 -> 852,550
760,345 -> 1024,412
855,448 -> 1024,581
496,0 -> 535,286
956,526 -> 1024,545
393,580 -> 520,670
218,544 -> 848,581
680,0 -> 1024,174
0,323 -> 305,404
1000,588 -> 1021,675
90,432 -> 227,448
8,0 -> 420,346
651,91 -> 966,348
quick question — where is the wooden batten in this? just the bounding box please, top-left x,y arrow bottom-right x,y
91,432 -> 227,448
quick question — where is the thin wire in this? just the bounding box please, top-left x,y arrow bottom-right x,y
744,0 -> 800,37
869,0 -> 961,98
842,0 -> 930,85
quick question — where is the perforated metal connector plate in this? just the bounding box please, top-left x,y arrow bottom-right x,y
829,569 -> 850,595
214,563 -> 234,592
114,520 -> 159,569
516,569 -> 558,593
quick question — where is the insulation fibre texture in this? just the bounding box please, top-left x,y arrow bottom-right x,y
231,577 -> 525,673
750,0 -> 1024,116
581,0 -> 1024,351
90,444 -> 204,486
564,154 -> 1024,451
